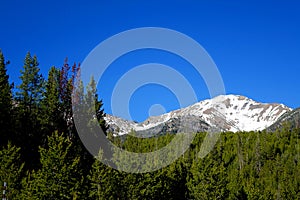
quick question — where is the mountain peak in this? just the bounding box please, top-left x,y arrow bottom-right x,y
105,94 -> 292,135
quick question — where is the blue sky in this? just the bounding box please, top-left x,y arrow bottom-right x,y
1,0 -> 300,122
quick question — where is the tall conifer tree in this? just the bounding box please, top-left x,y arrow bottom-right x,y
0,50 -> 12,145
16,52 -> 45,168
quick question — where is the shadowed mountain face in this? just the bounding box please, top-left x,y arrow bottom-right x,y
267,108 -> 300,132
105,94 -> 291,136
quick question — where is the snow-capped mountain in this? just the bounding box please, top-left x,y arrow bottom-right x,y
105,95 -> 292,136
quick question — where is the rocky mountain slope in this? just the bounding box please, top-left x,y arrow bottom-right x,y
267,107 -> 300,131
105,95 -> 292,136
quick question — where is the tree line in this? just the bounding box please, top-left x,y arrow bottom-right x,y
0,50 -> 299,199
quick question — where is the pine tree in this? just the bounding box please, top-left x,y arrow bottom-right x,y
72,76 -> 109,194
15,52 -> 45,168
58,60 -> 79,137
88,151 -> 124,200
17,52 -> 44,112
20,132 -> 82,199
85,76 -> 107,134
187,133 -> 229,199
41,66 -> 63,136
0,50 -> 13,145
0,142 -> 25,199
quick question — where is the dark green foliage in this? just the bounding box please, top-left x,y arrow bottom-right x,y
0,143 -> 24,199
15,52 -> 45,169
84,129 -> 290,200
41,66 -> 63,135
20,132 -> 82,199
16,52 -> 44,110
188,133 -> 229,199
86,76 -> 108,134
187,130 -> 300,199
88,150 -> 125,200
0,50 -> 13,145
